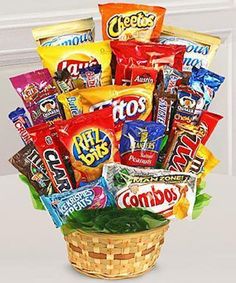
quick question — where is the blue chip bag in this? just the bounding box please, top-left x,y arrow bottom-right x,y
119,120 -> 165,167
40,177 -> 114,228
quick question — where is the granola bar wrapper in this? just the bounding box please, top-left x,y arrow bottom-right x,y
103,163 -> 197,220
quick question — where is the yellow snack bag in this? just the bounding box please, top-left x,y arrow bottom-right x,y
57,89 -> 82,119
173,194 -> 190,220
189,144 -> 219,182
37,41 -> 112,88
160,25 -> 221,72
32,18 -> 95,46
78,83 -> 154,139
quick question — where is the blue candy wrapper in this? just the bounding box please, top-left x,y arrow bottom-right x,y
120,120 -> 165,167
8,107 -> 32,145
189,66 -> 225,110
40,177 -> 114,228
80,64 -> 102,88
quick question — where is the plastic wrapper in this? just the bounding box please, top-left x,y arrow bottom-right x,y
120,120 -> 165,167
41,177 -> 114,228
103,163 -> 197,220
99,3 -> 166,41
54,68 -> 76,93
32,18 -> 95,46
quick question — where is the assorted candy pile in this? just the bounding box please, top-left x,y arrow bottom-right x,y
8,3 -> 224,233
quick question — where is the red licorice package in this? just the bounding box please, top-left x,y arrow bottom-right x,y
198,110 -> 223,145
111,40 -> 186,85
27,123 -> 74,193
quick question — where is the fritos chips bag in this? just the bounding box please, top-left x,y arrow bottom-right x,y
76,83 -> 154,139
54,107 -> 120,184
160,25 -> 221,72
103,163 -> 197,220
37,41 -> 112,88
99,3 -> 166,41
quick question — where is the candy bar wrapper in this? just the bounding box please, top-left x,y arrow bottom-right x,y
54,68 -> 76,93
54,107 -> 120,185
79,64 -> 102,88
8,107 -> 32,145
9,142 -> 53,195
189,66 -> 225,110
41,177 -> 114,228
103,163 -> 197,220
160,25 -> 221,72
27,123 -> 74,193
198,111 -> 223,144
189,143 -> 219,183
120,120 -> 165,167
57,89 -> 82,119
77,83 -> 154,140
99,3 -> 166,41
163,124 -> 204,172
162,65 -> 183,93
32,18 -> 95,46
37,41 -> 112,88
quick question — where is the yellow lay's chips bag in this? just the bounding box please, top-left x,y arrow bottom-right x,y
57,89 -> 82,119
76,83 -> 154,139
37,41 -> 112,88
189,143 -> 219,183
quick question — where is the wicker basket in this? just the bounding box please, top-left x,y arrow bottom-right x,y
64,224 -> 169,279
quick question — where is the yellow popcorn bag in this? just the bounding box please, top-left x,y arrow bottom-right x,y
37,41 -> 112,88
32,18 -> 95,46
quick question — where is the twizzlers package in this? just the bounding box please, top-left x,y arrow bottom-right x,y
103,163 -> 197,220
54,107 -> 120,184
99,3 -> 166,41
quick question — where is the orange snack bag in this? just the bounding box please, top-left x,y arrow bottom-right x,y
99,3 -> 166,42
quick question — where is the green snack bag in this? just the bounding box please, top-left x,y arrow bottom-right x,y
19,175 -> 45,210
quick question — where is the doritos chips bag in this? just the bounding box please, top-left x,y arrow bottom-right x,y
99,3 -> 166,41
54,107 -> 120,184
76,83 -> 154,139
37,41 -> 112,88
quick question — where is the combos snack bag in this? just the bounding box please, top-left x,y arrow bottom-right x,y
76,83 -> 154,139
111,40 -> 186,85
37,41 -> 112,88
54,107 -> 119,184
99,3 -> 165,41
120,120 -> 165,167
103,163 -> 197,220
41,177 -> 114,228
159,25 -> 221,72
32,18 -> 95,46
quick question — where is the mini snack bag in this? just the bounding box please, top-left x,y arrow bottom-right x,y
9,142 -> 53,196
77,83 -> 154,139
54,107 -> 120,184
28,123 -> 74,193
99,3 -> 166,41
54,68 -> 76,93
57,89 -> 82,119
159,25 -> 221,72
103,163 -> 197,220
120,120 -> 165,167
32,18 -> 95,46
37,41 -> 112,88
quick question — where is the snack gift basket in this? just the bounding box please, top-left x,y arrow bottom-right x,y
65,225 -> 168,279
8,2 -> 225,280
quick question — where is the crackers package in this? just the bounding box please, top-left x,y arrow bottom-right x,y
37,41 -> 112,88
32,18 -> 95,46
54,107 -> 120,184
160,25 -> 221,72
99,3 -> 166,41
74,83 -> 155,139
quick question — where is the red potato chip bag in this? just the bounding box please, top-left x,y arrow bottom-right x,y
54,107 -> 120,184
99,3 -> 166,42
110,40 -> 186,85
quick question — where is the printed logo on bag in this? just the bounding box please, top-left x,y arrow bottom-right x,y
66,97 -> 81,117
134,73 -> 154,84
72,128 -> 112,167
44,149 -> 72,192
42,32 -> 94,47
107,11 -> 157,39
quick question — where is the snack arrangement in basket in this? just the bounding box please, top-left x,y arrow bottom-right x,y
8,2 -> 224,279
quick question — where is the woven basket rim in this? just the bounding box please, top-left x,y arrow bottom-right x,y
65,223 -> 169,239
